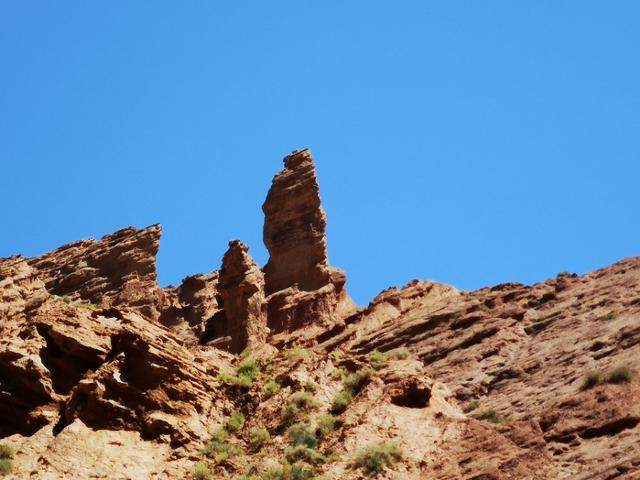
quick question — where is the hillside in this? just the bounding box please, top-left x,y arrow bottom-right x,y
1,150 -> 638,479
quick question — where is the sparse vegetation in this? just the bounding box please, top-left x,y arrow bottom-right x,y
597,312 -> 616,321
331,366 -> 348,380
260,463 -> 316,480
467,400 -> 481,412
342,367 -> 373,394
581,370 -> 603,390
0,444 -> 14,476
581,365 -> 633,390
388,347 -> 411,360
330,390 -> 353,414
284,391 -> 320,420
237,357 -> 260,381
249,427 -> 271,451
191,460 -> 213,480
303,380 -> 317,392
328,350 -> 342,361
352,442 -> 403,476
285,445 -> 327,465
226,411 -> 246,432
217,355 -> 261,388
263,379 -> 280,398
606,365 -> 632,384
287,422 -> 317,448
330,366 -> 374,414
202,428 -> 243,463
473,409 -> 505,424
316,413 -> 342,437
286,346 -> 309,362
367,350 -> 388,370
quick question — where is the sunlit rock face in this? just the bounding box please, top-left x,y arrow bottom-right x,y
262,149 -> 355,333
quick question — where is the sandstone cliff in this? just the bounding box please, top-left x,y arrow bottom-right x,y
0,149 -> 637,480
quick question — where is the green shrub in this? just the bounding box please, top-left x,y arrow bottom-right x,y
367,350 -> 388,369
284,391 -> 320,420
330,390 -> 353,414
581,370 -> 603,390
218,357 -> 260,388
217,371 -> 237,385
0,445 -> 14,460
202,428 -> 243,463
464,400 -> 480,413
0,459 -> 11,476
261,463 -> 316,480
316,413 -> 342,437
598,312 -> 615,321
263,379 -> 280,398
286,346 -> 309,362
343,367 -> 373,395
287,422 -> 317,448
288,463 -> 316,480
352,442 -> 403,476
473,409 -> 504,424
237,357 -> 260,381
0,444 -> 13,476
260,466 -> 286,480
285,445 -> 327,465
303,380 -> 317,392
606,365 -> 632,384
388,347 -> 411,360
191,460 -> 213,480
249,427 -> 271,451
226,411 -> 246,432
331,367 -> 348,381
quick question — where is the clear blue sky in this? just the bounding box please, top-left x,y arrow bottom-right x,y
1,2 -> 639,305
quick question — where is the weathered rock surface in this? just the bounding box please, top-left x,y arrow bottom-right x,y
262,149 -> 355,334
27,225 -> 166,320
1,149 -> 638,479
319,257 -> 640,478
214,240 -> 268,353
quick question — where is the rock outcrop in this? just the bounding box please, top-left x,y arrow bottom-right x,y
262,149 -> 355,334
27,225 -> 166,320
319,257 -> 640,478
1,148 -> 638,479
215,240 -> 268,353
0,254 -> 233,452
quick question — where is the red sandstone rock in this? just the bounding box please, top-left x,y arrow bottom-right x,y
262,149 -> 355,333
27,225 -> 166,320
216,240 -> 268,353
1,151 -> 639,479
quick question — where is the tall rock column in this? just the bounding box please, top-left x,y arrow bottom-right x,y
217,240 -> 268,353
262,149 -> 355,332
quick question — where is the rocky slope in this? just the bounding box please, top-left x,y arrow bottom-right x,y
0,149 -> 637,480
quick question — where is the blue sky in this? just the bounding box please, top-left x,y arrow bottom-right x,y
1,2 -> 639,305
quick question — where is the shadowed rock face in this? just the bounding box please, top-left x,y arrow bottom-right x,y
216,240 -> 268,353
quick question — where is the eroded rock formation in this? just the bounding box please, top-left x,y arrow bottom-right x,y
0,149 -> 638,479
262,149 -> 355,334
215,240 -> 268,353
27,225 -> 166,320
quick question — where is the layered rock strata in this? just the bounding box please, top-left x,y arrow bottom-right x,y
27,225 -> 165,320
262,149 -> 355,333
215,240 -> 268,353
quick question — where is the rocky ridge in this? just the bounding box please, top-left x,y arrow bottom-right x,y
0,149 -> 637,479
